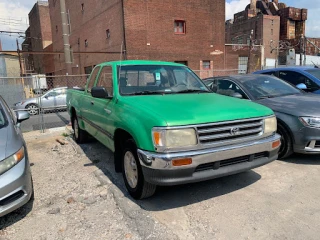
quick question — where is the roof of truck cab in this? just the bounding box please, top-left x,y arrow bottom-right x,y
97,60 -> 186,67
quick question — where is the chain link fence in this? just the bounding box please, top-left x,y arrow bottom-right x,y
1,69 -> 245,133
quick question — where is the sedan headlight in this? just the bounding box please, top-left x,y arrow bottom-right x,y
264,116 -> 277,134
152,128 -> 197,150
299,117 -> 320,128
0,146 -> 25,175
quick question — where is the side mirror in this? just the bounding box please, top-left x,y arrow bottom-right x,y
91,87 -> 109,99
231,92 -> 243,99
16,111 -> 30,123
296,83 -> 307,90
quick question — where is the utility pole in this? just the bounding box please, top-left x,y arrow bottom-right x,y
303,36 -> 307,66
247,29 -> 254,74
299,34 -> 303,66
60,0 -> 72,75
16,39 -> 23,76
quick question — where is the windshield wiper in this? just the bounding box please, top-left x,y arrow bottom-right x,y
125,91 -> 166,96
175,89 -> 209,94
257,95 -> 275,100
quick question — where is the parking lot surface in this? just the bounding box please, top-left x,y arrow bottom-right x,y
0,130 -> 319,240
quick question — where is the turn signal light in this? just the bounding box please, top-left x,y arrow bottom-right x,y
272,140 -> 281,149
172,158 -> 192,167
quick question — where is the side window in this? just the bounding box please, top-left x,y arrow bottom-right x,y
262,71 -> 276,76
87,67 -> 100,93
46,90 -> 58,97
217,79 -> 248,99
279,71 -> 318,90
56,88 -> 66,95
96,66 -> 113,97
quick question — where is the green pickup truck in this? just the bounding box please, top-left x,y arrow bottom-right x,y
67,60 -> 281,199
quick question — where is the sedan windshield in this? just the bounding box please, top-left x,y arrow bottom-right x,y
241,75 -> 301,100
0,108 -> 7,128
118,65 -> 209,95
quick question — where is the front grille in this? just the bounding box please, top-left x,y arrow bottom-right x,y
0,190 -> 24,206
195,152 -> 268,172
197,118 -> 264,145
315,141 -> 320,148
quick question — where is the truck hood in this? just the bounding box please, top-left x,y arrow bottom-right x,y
120,93 -> 273,126
256,93 -> 320,117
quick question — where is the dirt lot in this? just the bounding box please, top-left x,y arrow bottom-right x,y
0,129 -> 320,240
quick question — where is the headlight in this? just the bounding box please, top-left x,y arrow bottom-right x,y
0,146 -> 25,175
152,128 -> 197,150
264,116 -> 277,134
299,117 -> 320,128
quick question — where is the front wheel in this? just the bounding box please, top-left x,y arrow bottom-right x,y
277,124 -> 293,159
26,103 -> 39,115
122,140 -> 156,199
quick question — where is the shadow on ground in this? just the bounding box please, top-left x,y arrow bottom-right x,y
79,140 -> 262,211
283,153 -> 320,165
0,199 -> 34,230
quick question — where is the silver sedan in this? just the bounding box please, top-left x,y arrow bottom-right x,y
0,96 -> 33,217
13,87 -> 67,115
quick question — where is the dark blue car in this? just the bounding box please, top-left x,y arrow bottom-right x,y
254,67 -> 320,94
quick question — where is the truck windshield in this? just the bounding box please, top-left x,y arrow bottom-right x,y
118,65 -> 209,95
305,69 -> 320,83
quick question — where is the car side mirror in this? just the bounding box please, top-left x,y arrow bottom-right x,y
91,87 -> 110,99
231,92 -> 243,99
296,83 -> 307,90
16,111 -> 30,123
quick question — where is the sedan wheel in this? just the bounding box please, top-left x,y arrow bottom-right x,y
277,124 -> 293,159
26,104 -> 39,115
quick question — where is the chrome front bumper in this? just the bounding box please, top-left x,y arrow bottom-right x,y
138,134 -> 281,186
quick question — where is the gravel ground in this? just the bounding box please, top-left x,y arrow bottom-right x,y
0,129 -> 320,240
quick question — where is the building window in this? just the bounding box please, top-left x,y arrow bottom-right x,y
106,29 -> 110,39
84,39 -> 88,47
202,61 -> 211,70
271,29 -> 273,35
271,20 -> 274,26
81,3 -> 84,12
174,20 -> 186,34
55,25 -> 58,32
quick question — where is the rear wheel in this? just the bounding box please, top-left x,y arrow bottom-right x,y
122,140 -> 156,199
72,115 -> 88,143
277,124 -> 293,159
26,103 -> 39,115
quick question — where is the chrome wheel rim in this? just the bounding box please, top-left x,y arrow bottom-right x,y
27,105 -> 38,115
124,151 -> 138,189
74,119 -> 79,139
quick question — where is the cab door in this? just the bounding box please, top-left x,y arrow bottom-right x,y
91,65 -> 115,150
80,66 -> 101,136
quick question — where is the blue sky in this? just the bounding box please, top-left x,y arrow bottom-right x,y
0,0 -> 319,50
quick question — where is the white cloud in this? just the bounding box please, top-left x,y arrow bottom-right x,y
226,0 -> 250,20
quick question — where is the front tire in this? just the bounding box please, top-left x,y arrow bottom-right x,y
26,103 -> 39,115
72,115 -> 88,144
277,123 -> 293,159
122,140 -> 156,199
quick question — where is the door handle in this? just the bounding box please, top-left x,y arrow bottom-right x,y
91,101 -> 94,105
104,108 -> 112,114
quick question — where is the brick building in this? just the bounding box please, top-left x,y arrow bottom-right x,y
23,1 -> 52,74
47,0 -> 225,76
225,0 -> 309,71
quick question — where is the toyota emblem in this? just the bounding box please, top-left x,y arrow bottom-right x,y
230,127 -> 240,136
